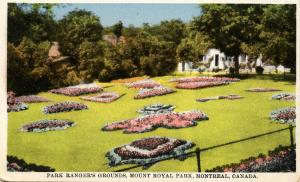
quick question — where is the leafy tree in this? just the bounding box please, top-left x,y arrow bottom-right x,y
112,20 -> 123,39
57,9 -> 103,58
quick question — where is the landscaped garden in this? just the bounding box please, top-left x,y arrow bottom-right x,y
7,74 -> 295,172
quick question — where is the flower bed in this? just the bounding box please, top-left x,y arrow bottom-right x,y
49,83 -> 103,96
81,92 -> 124,103
106,136 -> 195,166
126,79 -> 161,89
20,119 -> 75,132
247,88 -> 282,92
170,77 -> 240,83
206,146 -> 295,172
137,103 -> 176,115
134,86 -> 175,99
7,155 -> 55,172
197,95 -> 243,102
7,91 -> 28,112
272,93 -> 295,101
176,81 -> 229,89
42,101 -> 88,114
15,95 -> 50,103
270,107 -> 296,125
102,110 -> 208,133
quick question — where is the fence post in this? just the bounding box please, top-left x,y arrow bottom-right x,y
289,125 -> 294,147
195,147 -> 201,172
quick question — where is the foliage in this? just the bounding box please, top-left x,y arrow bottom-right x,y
255,66 -> 264,74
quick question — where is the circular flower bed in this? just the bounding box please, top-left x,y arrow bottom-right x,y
137,103 -> 175,115
15,95 -> 50,103
49,83 -> 103,96
170,77 -> 240,83
134,86 -> 175,99
197,95 -> 243,102
81,92 -> 124,103
272,93 -> 295,101
42,101 -> 88,114
270,107 -> 295,125
247,88 -> 282,92
176,81 -> 229,89
106,136 -> 195,166
102,110 -> 208,133
126,79 -> 161,89
20,119 -> 75,132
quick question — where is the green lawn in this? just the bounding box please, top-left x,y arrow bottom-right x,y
8,75 -> 295,172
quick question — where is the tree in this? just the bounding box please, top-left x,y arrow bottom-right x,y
57,9 -> 103,58
112,21 -> 123,39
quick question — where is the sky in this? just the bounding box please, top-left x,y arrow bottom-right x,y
53,4 -> 201,27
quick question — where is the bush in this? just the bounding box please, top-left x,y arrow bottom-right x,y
255,66 -> 264,74
229,67 -> 235,75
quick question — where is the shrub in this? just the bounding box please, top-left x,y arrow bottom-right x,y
7,156 -> 55,172
255,66 -> 264,74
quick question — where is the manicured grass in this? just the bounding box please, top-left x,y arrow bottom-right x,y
7,75 -> 295,172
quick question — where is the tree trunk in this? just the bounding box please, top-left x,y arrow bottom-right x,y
234,56 -> 239,74
182,61 -> 185,72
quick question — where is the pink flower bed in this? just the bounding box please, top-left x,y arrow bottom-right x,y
176,81 -> 228,89
49,83 -> 103,96
134,86 -> 175,99
106,136 -> 195,166
80,92 -> 124,103
170,77 -> 240,83
126,79 -> 161,89
102,110 -> 208,133
247,88 -> 282,92
15,95 -> 50,103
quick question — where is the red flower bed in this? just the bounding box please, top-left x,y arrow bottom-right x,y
126,79 -> 161,89
15,95 -> 50,103
102,110 -> 208,133
106,136 -> 195,166
170,77 -> 240,83
247,88 -> 282,92
176,81 -> 228,89
49,83 -> 103,96
80,92 -> 124,103
134,86 -> 175,99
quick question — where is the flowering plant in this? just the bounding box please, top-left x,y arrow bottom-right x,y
20,119 -> 75,132
134,86 -> 175,99
106,136 -> 195,167
42,101 -> 88,114
270,107 -> 295,125
170,77 -> 240,83
272,93 -> 295,101
102,110 -> 208,133
126,79 -> 161,89
15,95 -> 50,103
7,91 -> 28,112
81,92 -> 124,103
49,83 -> 103,96
137,103 -> 175,115
176,81 -> 228,89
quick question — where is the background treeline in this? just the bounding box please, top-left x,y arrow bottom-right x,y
8,4 -> 296,95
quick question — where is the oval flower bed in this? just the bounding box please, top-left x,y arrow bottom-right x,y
42,101 -> 88,114
170,77 -> 240,83
176,81 -> 229,89
272,93 -> 295,101
20,119 -> 75,132
134,86 -> 175,99
102,110 -> 208,133
81,92 -> 124,103
270,107 -> 296,125
137,103 -> 175,115
247,88 -> 282,92
197,94 -> 243,102
49,83 -> 103,96
106,136 -> 195,167
126,79 -> 161,89
15,95 -> 50,103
